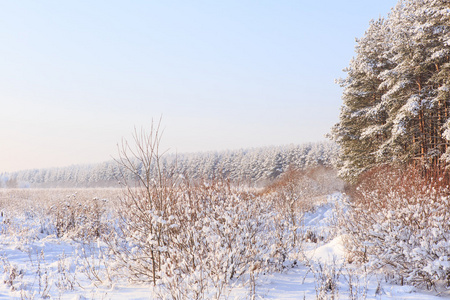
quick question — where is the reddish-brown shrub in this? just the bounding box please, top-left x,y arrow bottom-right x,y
343,165 -> 450,289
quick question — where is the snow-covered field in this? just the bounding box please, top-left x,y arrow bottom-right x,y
0,187 -> 448,299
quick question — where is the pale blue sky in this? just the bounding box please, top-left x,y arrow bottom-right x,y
0,0 -> 397,172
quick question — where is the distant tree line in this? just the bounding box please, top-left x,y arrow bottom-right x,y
0,142 -> 338,188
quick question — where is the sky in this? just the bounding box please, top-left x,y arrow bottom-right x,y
0,0 -> 398,172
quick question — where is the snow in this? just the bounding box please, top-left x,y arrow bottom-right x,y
229,264 -> 445,300
305,235 -> 346,265
0,190 -> 448,299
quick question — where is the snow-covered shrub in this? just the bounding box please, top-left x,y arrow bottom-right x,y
265,167 -> 316,223
0,255 -> 24,291
75,242 -> 117,288
55,251 -> 76,292
343,166 -> 450,289
0,188 -> 118,242
344,266 -> 368,300
263,166 -> 343,246
50,194 -> 110,240
109,176 -> 297,298
107,124 -> 307,298
312,259 -> 343,300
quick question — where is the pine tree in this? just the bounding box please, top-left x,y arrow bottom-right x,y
332,18 -> 392,180
333,0 -> 450,181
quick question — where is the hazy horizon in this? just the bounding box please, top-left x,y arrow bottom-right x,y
3,139 -> 336,173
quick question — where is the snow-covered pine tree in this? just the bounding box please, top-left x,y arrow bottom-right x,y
332,17 -> 392,181
333,0 -> 450,181
379,0 -> 450,170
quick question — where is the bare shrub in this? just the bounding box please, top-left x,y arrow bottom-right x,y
0,255 -> 24,291
302,255 -> 343,300
343,165 -> 450,289
55,251 -> 76,292
106,123 -> 179,286
75,242 -> 116,288
344,266 -> 368,300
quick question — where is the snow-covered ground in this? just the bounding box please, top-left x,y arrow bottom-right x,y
0,191 -> 448,299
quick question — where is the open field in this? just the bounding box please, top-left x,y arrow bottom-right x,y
0,169 -> 448,299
